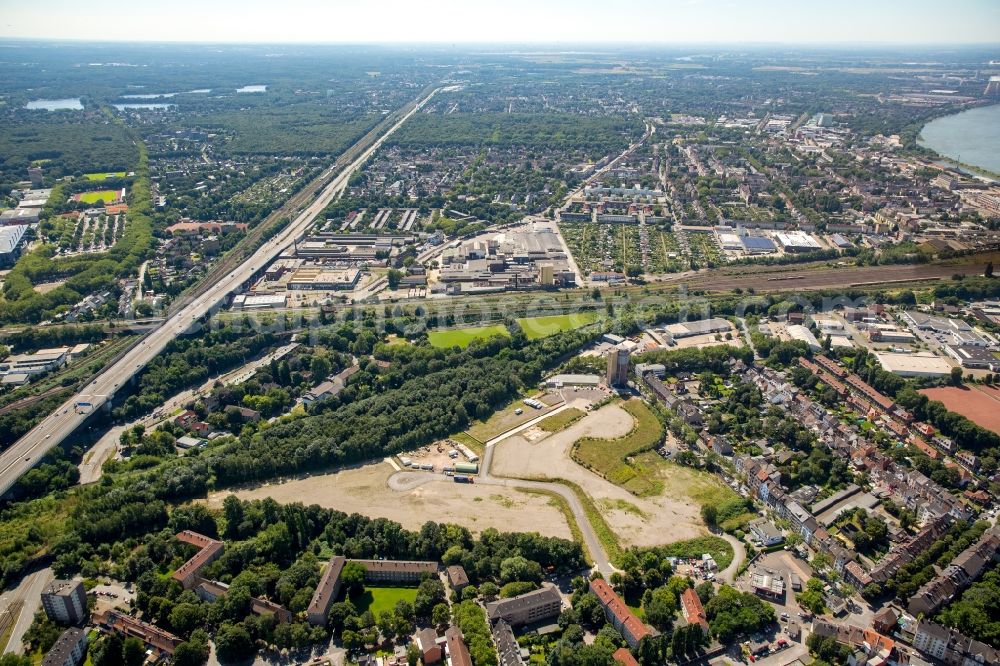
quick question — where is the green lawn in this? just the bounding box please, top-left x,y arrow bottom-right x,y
351,586 -> 418,617
516,312 -> 600,340
537,407 -> 586,432
76,189 -> 122,204
428,324 -> 510,349
83,171 -> 126,181
572,400 -> 664,495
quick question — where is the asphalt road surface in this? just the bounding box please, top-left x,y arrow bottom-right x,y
0,87 -> 440,498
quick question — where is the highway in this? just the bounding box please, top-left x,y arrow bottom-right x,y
0,87 -> 440,498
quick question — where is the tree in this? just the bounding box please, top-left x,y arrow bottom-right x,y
387,269 -> 403,290
432,603 -> 451,627
414,579 -> 447,619
500,555 -> 543,584
951,366 -> 964,386
91,634 -> 125,666
478,582 -> 499,601
341,561 -> 367,597
170,603 -> 206,637
700,504 -> 718,527
214,624 -> 255,664
123,637 -> 147,666
0,656 -> 32,666
798,579 -> 827,615
985,261 -> 993,278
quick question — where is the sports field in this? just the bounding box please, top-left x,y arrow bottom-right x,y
919,385 -> 1000,433
75,189 -> 122,204
428,324 -> 509,348
351,586 -> 418,616
83,171 -> 126,181
516,312 -> 601,339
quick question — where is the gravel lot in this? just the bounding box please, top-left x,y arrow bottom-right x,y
206,461 -> 572,539
490,403 -> 706,547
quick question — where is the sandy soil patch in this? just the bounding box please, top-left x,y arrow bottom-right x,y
205,461 -> 571,539
491,403 -> 705,548
33,280 -> 66,294
920,385 -> 1000,433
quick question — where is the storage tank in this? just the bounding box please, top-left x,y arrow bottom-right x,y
454,462 -> 478,474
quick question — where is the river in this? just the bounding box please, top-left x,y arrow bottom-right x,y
918,103 -> 1000,174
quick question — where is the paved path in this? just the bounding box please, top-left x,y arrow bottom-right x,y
718,532 -> 747,583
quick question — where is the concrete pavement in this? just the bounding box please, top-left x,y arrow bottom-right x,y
0,566 -> 53,655
0,88 -> 440,497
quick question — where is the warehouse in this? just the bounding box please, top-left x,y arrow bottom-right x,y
231,293 -> 288,309
874,352 -> 953,378
716,230 -> 744,252
664,318 -> 731,339
945,345 -> 999,370
286,267 -> 361,290
786,324 -> 821,351
775,231 -> 822,253
741,235 -> 777,255
545,373 -> 601,388
0,207 -> 40,225
0,224 -> 31,267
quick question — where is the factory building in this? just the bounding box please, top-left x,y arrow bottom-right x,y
286,267 -> 361,290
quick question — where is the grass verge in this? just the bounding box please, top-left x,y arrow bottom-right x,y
537,407 -> 585,432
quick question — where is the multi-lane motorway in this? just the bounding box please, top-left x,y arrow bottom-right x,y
0,87 -> 439,497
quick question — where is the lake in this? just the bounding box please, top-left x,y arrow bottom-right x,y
25,98 -> 83,110
919,104 -> 1000,174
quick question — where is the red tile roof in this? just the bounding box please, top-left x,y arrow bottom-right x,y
613,648 -> 639,666
590,579 -> 651,644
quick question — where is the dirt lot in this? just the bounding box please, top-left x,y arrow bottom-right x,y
919,385 -> 1000,433
466,391 -> 564,442
490,403 -> 705,548
205,461 -> 572,539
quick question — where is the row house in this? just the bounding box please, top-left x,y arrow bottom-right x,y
869,515 -> 952,583
912,620 -> 1000,666
908,527 -> 1000,616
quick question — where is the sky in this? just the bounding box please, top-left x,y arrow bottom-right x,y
0,0 -> 998,44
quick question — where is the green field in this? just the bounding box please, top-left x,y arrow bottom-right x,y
83,171 -> 126,181
516,312 -> 601,340
76,189 -> 122,204
351,586 -> 418,616
538,407 -> 586,432
572,400 -> 664,495
428,324 -> 509,348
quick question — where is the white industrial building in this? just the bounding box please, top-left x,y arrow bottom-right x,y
786,324 -> 821,351
874,352 -> 953,378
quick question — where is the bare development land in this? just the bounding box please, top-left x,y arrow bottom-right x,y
204,461 -> 573,539
919,385 -> 1000,433
490,402 -> 707,549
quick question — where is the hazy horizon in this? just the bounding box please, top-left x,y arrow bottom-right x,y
2,0 -> 998,46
